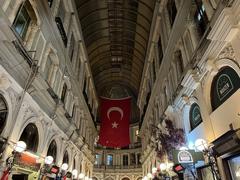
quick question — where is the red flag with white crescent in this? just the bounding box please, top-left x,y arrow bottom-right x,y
98,97 -> 131,148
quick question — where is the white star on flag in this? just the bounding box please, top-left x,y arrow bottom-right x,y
112,121 -> 118,128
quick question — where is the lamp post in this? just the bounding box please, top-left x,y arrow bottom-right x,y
59,163 -> 68,179
39,156 -> 54,180
72,169 -> 78,179
7,141 -> 27,166
195,138 -> 221,180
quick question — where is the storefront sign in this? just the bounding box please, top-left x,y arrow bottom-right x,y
173,164 -> 185,173
190,103 -> 202,130
14,152 -> 41,172
50,165 -> 59,174
211,67 -> 240,110
217,74 -> 234,100
173,150 -> 204,164
177,150 -> 193,163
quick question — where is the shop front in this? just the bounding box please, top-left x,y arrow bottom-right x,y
172,149 -> 204,179
10,151 -> 41,180
210,129 -> 240,180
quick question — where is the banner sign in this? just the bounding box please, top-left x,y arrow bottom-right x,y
178,150 -> 193,163
98,97 -> 131,148
173,150 -> 204,164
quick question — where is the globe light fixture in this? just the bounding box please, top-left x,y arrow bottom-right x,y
147,173 -> 153,178
72,169 -> 78,179
152,167 -> 157,174
85,177 -> 89,180
142,176 -> 148,180
44,156 -> 54,165
61,163 -> 68,171
195,138 -> 208,151
160,163 -> 167,171
167,162 -> 174,169
78,173 -> 85,179
14,141 -> 27,153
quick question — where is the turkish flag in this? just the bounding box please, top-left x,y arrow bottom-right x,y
98,97 -> 131,148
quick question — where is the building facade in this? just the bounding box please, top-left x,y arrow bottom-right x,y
0,0 -> 240,180
93,124 -> 142,180
0,0 -> 98,179
138,0 -> 240,179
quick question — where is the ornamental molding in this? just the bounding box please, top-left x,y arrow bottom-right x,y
208,8 -> 239,42
218,44 -> 236,60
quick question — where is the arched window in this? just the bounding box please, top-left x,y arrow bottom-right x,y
12,0 -> 38,45
73,157 -> 76,169
69,33 -> 76,62
167,0 -> 177,26
211,66 -> 240,111
63,150 -> 69,164
72,104 -> 76,117
48,0 -> 53,8
189,103 -> 203,130
19,123 -> 39,152
61,83 -> 68,103
0,95 -> 8,134
47,140 -> 57,162
43,50 -> 59,87
174,50 -> 184,78
193,0 -> 209,37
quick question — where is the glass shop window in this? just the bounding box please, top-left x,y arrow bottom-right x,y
228,156 -> 240,180
106,154 -> 113,166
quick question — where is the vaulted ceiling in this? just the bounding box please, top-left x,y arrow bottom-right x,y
75,0 -> 156,98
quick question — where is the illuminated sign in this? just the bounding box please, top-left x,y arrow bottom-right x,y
50,165 -> 59,174
14,152 -> 41,171
177,150 -> 193,163
173,164 -> 185,173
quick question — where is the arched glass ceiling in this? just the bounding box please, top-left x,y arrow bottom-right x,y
75,0 -> 156,97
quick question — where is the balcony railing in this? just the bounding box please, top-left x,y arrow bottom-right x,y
94,164 -> 142,170
55,17 -> 68,47
10,26 -> 33,66
47,87 -> 59,104
95,141 -> 141,150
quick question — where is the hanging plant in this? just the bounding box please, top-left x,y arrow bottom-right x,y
150,118 -> 185,161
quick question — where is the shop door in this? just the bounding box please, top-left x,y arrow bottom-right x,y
12,174 -> 28,180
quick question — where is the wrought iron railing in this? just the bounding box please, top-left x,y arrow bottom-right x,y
94,164 -> 142,170
10,26 -> 33,66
